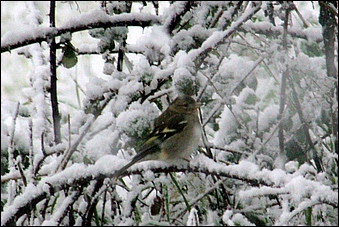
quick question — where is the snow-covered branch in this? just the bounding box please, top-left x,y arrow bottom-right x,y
1,10 -> 160,53
2,155 -> 337,226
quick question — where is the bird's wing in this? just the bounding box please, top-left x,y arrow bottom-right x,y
138,113 -> 187,150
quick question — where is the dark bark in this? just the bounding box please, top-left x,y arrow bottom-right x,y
165,1 -> 193,35
117,42 -> 125,72
319,1 -> 338,157
49,1 -> 61,144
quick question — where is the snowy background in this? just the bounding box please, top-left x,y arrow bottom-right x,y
1,1 -> 338,226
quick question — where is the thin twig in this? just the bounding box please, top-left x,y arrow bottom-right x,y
173,179 -> 226,220
58,115 -> 95,171
28,119 -> 35,183
210,145 -> 252,156
287,76 -> 323,172
101,189 -> 107,226
68,114 -> 71,150
230,56 -> 266,95
41,132 -> 46,156
292,3 -> 310,28
58,89 -> 116,171
254,105 -> 288,156
16,160 -> 27,187
199,71 -> 245,129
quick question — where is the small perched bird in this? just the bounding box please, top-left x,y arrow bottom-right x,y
113,94 -> 202,179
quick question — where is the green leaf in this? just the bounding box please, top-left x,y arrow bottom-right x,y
61,42 -> 78,69
300,41 -> 322,57
244,93 -> 258,105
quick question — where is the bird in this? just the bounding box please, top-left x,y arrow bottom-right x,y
113,94 -> 202,180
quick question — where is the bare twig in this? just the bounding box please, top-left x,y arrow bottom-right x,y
58,115 -> 95,171
16,160 -> 27,187
41,132 -> 46,156
210,145 -> 252,156
292,3 -> 310,28
202,101 -> 223,128
68,114 -> 71,149
230,56 -> 266,95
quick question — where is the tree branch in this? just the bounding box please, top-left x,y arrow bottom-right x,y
319,1 -> 338,157
188,2 -> 262,66
1,11 -> 160,53
287,76 -> 324,172
49,1 -> 61,144
277,3 -> 294,168
163,1 -> 193,35
0,158 -> 268,226
2,154 -> 337,226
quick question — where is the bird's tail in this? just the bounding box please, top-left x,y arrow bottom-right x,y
112,150 -> 150,180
